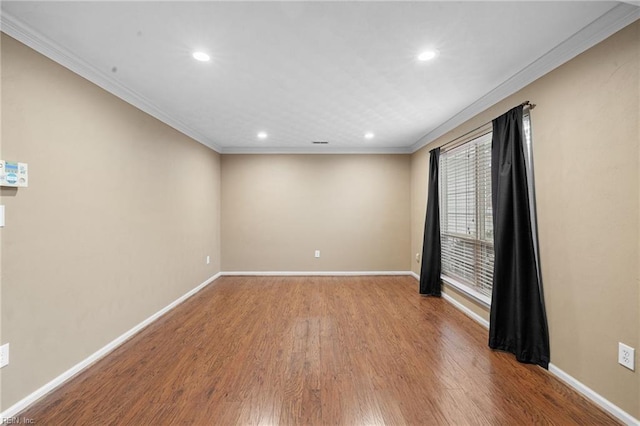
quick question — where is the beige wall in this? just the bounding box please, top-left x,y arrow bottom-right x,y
411,21 -> 639,417
0,33 -> 4,409
0,34 -> 221,409
221,154 -> 411,272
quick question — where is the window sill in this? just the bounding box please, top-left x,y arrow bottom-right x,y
441,275 -> 492,308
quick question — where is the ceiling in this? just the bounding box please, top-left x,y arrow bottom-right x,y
1,1 -> 638,154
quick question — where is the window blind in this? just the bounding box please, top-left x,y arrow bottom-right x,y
440,132 -> 494,298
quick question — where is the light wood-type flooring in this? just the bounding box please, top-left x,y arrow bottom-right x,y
20,276 -> 619,425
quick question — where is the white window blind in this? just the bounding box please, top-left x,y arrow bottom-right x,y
440,132 -> 494,299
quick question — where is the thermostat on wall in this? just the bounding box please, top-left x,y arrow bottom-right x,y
0,160 -> 28,187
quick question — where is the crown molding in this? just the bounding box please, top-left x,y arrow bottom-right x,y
0,11 -> 223,153
220,145 -> 413,155
410,3 -> 640,154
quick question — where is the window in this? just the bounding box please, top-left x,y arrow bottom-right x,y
439,112 -> 533,305
440,131 -> 493,303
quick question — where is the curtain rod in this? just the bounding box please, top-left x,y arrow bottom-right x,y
439,101 -> 535,151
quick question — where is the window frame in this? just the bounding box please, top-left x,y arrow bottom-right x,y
439,128 -> 494,307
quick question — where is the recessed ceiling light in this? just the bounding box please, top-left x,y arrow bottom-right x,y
192,51 -> 210,62
364,132 -> 375,139
417,50 -> 439,62
257,132 -> 268,139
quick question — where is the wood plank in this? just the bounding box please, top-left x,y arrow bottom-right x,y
19,276 -> 620,425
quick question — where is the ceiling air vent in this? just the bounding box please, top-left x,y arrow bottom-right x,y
312,141 -> 329,144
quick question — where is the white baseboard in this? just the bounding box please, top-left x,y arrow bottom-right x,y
220,270 -> 413,277
0,272 -> 222,419
440,292 -> 491,329
548,364 -> 639,426
411,271 -> 491,328
408,273 -> 638,425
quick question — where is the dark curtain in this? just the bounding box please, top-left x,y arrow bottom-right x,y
489,105 -> 550,369
420,148 -> 441,296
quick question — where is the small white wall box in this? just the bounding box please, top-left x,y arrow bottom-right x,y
0,160 -> 28,187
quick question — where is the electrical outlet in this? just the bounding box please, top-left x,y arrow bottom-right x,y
0,343 -> 9,368
618,342 -> 635,371
314,250 -> 320,258
206,255 -> 210,265
415,252 -> 420,263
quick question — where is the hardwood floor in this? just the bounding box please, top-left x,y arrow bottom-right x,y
20,276 -> 619,425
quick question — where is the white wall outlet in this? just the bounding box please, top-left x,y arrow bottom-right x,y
206,255 -> 210,265
0,343 -> 9,368
314,250 -> 320,258
415,252 -> 420,263
618,342 -> 635,371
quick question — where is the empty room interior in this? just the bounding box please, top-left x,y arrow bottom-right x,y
1,1 -> 639,425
